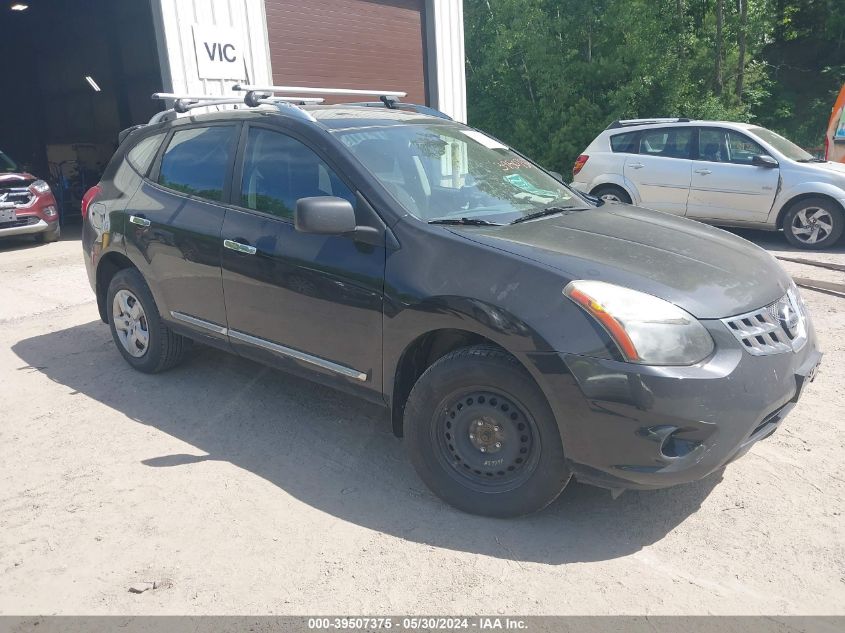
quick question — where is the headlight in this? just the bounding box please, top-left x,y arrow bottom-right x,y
564,280 -> 714,365
29,179 -> 51,194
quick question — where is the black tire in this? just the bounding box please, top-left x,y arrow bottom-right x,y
34,224 -> 61,243
106,268 -> 190,373
404,345 -> 571,517
782,197 -> 844,250
591,184 -> 631,204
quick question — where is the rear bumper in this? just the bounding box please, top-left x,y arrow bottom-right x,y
533,320 -> 822,491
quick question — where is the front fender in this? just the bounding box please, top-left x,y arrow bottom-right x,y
769,181 -> 845,225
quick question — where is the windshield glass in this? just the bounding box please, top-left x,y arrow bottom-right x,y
0,150 -> 19,173
748,126 -> 813,161
334,124 -> 584,223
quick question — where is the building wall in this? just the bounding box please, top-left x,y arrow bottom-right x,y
151,0 -> 273,96
426,0 -> 467,123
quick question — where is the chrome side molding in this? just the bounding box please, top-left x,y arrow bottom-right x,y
169,311 -> 367,382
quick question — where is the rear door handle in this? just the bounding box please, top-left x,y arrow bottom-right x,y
223,239 -> 257,255
629,162 -> 645,169
694,169 -> 712,175
129,215 -> 151,227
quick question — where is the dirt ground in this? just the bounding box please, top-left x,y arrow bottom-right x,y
0,223 -> 843,615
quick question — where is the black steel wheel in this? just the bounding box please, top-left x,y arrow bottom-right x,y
405,345 -> 571,517
434,389 -> 540,492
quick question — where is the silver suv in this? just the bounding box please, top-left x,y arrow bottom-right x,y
571,118 -> 845,249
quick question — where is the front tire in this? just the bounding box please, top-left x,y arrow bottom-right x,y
404,345 -> 571,517
106,268 -> 190,373
782,197 -> 844,249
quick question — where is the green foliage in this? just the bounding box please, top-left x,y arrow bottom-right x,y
466,0 -> 845,172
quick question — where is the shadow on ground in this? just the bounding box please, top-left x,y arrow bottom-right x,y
13,319 -> 723,565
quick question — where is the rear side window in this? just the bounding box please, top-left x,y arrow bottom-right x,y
610,131 -> 639,153
126,133 -> 165,175
158,126 -> 236,202
639,128 -> 693,158
239,128 -> 355,220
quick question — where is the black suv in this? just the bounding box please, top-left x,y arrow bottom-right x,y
82,100 -> 821,517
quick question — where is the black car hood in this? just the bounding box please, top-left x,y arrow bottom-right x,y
450,204 -> 791,319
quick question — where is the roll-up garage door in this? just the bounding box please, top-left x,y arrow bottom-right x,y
263,0 -> 428,105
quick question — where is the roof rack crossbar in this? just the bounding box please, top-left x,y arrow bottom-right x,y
233,83 -> 406,98
149,92 -> 324,124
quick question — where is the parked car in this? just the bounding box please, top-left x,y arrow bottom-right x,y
82,99 -> 821,517
0,150 -> 61,244
571,118 -> 845,249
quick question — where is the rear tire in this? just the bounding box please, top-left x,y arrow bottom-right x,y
782,197 -> 844,249
404,345 -> 570,517
591,184 -> 631,204
106,268 -> 190,373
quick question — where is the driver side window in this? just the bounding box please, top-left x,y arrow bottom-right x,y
698,129 -> 768,164
239,128 -> 355,220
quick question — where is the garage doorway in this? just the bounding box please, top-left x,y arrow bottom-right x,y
0,0 -> 163,220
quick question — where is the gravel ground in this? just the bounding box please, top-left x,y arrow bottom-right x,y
0,223 -> 843,615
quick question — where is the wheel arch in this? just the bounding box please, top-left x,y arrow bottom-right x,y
587,175 -> 638,204
95,251 -> 137,323
775,190 -> 845,229
389,328 -> 547,439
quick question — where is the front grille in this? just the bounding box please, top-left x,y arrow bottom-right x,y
0,187 -> 34,207
722,289 -> 808,356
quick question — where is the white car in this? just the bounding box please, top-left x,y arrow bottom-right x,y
570,118 -> 845,249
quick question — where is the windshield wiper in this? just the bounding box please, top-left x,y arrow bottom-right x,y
428,217 -> 502,226
510,207 -> 576,224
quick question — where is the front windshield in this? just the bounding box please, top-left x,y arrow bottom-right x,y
335,124 -> 584,223
0,150 -> 19,173
748,126 -> 813,161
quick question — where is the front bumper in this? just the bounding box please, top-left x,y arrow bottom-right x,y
0,217 -> 57,239
535,319 -> 821,491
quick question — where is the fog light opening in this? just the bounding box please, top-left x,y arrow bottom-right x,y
660,431 -> 699,459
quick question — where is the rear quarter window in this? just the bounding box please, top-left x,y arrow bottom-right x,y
126,133 -> 165,176
610,131 -> 639,153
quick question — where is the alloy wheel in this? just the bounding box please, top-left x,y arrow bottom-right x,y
112,289 -> 150,358
791,206 -> 834,245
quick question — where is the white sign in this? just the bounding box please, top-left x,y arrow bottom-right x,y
192,23 -> 244,80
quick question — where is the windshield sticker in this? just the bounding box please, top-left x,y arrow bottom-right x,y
461,129 -> 508,150
503,173 -> 561,201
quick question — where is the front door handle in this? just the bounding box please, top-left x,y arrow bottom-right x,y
694,168 -> 712,175
223,239 -> 257,255
629,162 -> 645,169
129,215 -> 151,227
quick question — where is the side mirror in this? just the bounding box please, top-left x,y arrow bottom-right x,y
295,196 -> 357,235
752,154 -> 778,168
549,170 -> 564,181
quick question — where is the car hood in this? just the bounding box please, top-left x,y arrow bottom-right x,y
450,204 -> 792,319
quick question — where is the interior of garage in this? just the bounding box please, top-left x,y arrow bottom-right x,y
0,0 -> 163,218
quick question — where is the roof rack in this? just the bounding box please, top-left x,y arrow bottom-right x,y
149,92 -> 325,124
606,117 -> 692,130
232,83 -> 406,99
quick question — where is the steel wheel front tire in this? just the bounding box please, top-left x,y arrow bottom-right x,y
405,345 -> 570,517
783,198 -> 844,249
106,268 -> 190,373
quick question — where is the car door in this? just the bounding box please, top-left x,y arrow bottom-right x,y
124,124 -> 239,342
686,127 -> 779,222
220,124 -> 386,397
622,127 -> 694,214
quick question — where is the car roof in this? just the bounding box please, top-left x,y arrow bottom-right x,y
605,120 -> 756,134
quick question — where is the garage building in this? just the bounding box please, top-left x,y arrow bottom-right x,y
0,0 -> 466,216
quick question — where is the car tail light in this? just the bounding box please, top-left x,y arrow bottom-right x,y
824,135 -> 830,161
573,154 -> 589,176
81,184 -> 102,219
